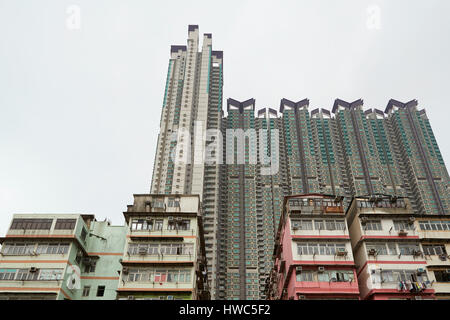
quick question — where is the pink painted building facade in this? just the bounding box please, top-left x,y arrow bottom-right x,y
266,194 -> 360,300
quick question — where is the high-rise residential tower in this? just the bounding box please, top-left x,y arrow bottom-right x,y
149,25 -> 223,298
217,98 -> 449,299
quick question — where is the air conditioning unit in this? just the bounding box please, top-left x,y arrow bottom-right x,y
292,226 -> 299,230
139,248 -> 148,255
298,295 -> 306,300
414,296 -> 423,300
368,249 -> 377,256
398,230 -> 408,236
295,266 -> 302,273
127,296 -> 135,300
439,254 -> 447,261
318,266 -> 325,273
176,217 -> 183,221
336,248 -> 348,256
168,216 -> 174,221
29,267 -> 38,273
360,217 -> 368,224
417,268 -> 425,274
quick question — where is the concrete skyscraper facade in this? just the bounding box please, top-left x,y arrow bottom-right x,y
149,25 -> 223,298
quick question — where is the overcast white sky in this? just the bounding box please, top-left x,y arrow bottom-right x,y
1,0 -> 449,236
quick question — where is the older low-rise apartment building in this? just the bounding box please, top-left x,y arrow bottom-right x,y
346,195 -> 435,300
0,214 -> 126,300
117,194 -> 210,300
266,194 -> 360,300
415,216 -> 450,299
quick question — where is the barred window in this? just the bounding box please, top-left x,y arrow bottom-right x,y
10,219 -> 53,230
55,219 -> 76,230
366,243 -> 388,255
423,244 -> 446,256
393,220 -> 414,231
297,243 -> 346,255
398,244 -> 421,255
365,220 -> 382,231
419,220 -> 450,231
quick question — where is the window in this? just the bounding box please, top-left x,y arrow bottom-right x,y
2,243 -> 68,255
82,286 -> 91,297
365,220 -> 382,231
434,270 -> 450,283
96,286 -> 105,297
152,200 -> 165,209
84,261 -> 97,273
54,219 -> 77,230
10,219 -> 53,230
38,269 -> 63,280
0,269 -> 17,280
17,269 -> 39,281
380,270 -> 428,283
292,219 -> 345,231
393,220 -> 414,231
126,269 -> 191,283
314,220 -> 324,230
0,268 -> 64,281
37,243 -> 69,255
330,270 -> 354,282
296,271 -> 314,282
154,220 -> 164,231
423,244 -> 446,256
297,243 -> 346,255
80,228 -> 87,242
366,243 -> 388,255
296,270 -> 354,283
168,198 -> 180,207
1,243 -> 34,255
387,243 -> 398,255
398,244 -> 421,255
291,220 -> 312,230
131,219 -> 154,231
419,220 -> 450,231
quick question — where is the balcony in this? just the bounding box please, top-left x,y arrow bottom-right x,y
118,280 -> 194,292
123,252 -> 195,265
295,280 -> 359,295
